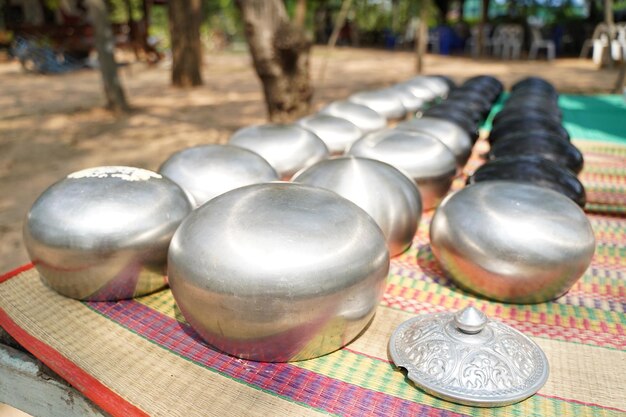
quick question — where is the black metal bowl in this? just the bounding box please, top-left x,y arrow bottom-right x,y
467,155 -> 586,207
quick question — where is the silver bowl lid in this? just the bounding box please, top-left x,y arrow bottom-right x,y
389,306 -> 549,407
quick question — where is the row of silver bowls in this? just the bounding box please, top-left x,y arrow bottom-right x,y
23,75 -> 596,367
24,74 -> 456,363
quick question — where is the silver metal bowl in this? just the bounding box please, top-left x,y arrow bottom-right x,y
386,86 -> 425,113
229,124 -> 329,179
23,166 -> 192,301
430,181 -> 596,304
348,89 -> 407,120
297,114 -> 363,155
159,144 -> 279,208
398,79 -> 438,102
168,182 -> 390,362
406,76 -> 449,98
347,129 -> 457,210
293,157 -> 422,256
319,101 -> 387,133
396,117 -> 473,168
424,76 -> 451,97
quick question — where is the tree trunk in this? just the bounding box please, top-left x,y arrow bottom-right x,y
294,0 -> 307,28
236,0 -> 313,123
416,5 -> 428,73
85,0 -> 130,114
391,0 -> 400,33
169,0 -> 203,87
605,0 -> 614,25
123,0 -> 140,59
318,0 -> 352,82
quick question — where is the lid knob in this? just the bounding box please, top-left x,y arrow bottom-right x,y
453,306 -> 487,334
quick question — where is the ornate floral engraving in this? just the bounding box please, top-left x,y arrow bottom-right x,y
390,311 -> 548,404
459,352 -> 515,389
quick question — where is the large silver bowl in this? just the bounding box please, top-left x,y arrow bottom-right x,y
229,124 -> 329,179
319,101 -> 387,133
396,117 -> 473,168
24,166 -> 192,301
297,114 -> 363,155
430,181 -> 596,303
168,182 -> 390,362
159,144 -> 279,208
348,89 -> 407,120
347,129 -> 457,210
293,157 -> 422,256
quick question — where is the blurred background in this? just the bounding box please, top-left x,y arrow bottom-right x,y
1,1 -> 625,415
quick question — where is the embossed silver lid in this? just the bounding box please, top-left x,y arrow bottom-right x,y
389,306 -> 549,407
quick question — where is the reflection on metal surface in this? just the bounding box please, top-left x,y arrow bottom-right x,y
348,89 -> 407,120
297,114 -> 363,155
168,183 -> 390,362
386,86 -> 425,113
229,124 -> 329,179
319,101 -> 387,133
24,166 -> 192,300
159,144 -> 278,208
348,129 -> 457,210
293,157 -> 421,256
430,181 -> 596,303
396,117 -> 473,168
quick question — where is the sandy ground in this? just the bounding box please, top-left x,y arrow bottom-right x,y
0,47 -> 622,274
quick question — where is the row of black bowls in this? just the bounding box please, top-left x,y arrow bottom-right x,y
468,77 -> 587,208
423,75 -> 504,143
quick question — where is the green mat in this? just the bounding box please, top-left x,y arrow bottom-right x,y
560,95 -> 626,144
482,94 -> 626,144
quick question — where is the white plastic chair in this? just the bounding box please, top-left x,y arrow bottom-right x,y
611,23 -> 626,61
580,23 -> 612,66
529,25 -> 555,60
593,32 -> 612,66
492,24 -> 523,60
581,23 -> 606,58
466,24 -> 492,57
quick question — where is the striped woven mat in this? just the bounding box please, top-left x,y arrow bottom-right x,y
1,138 -> 625,417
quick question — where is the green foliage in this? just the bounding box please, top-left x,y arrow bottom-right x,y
202,0 -> 241,37
107,0 -> 145,23
150,5 -> 169,49
352,0 -> 437,33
